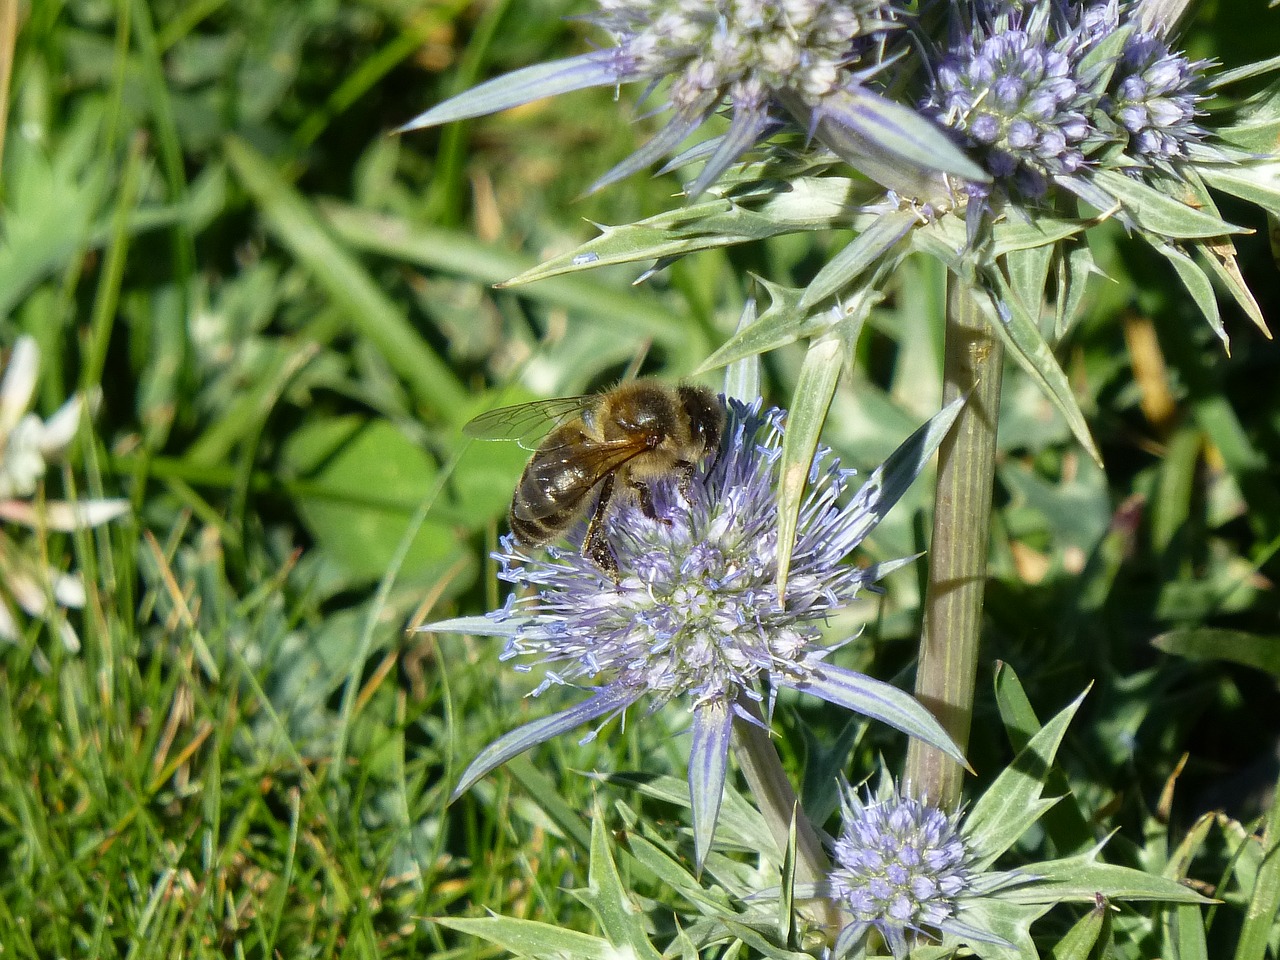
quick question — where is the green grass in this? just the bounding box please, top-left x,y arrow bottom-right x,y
2,0 -> 1280,957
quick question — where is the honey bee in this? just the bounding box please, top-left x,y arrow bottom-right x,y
465,380 -> 725,578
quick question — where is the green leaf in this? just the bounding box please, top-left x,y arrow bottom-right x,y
397,51 -> 624,131
1151,628 -> 1280,678
992,662 -> 1041,755
1200,162 -> 1280,218
622,832 -> 731,916
718,919 -> 815,960
998,855 -> 1212,906
1212,77 -> 1280,152
505,177 -> 876,285
602,772 -> 776,862
435,917 -> 616,960
1194,239 -> 1269,337
695,281 -> 826,373
946,898 -> 1046,960
1152,241 -> 1227,346
1047,900 -> 1110,960
776,335 -> 845,596
575,814 -> 664,960
989,215 -> 1090,258
977,279 -> 1102,465
1003,244 -> 1054,341
1236,774 -> 1280,960
1091,169 -> 1245,239
723,298 -> 762,402
1054,242 -> 1099,342
799,208 -> 916,309
779,87 -> 987,206
964,688 -> 1088,867
1163,814 -> 1215,960
281,416 -> 461,584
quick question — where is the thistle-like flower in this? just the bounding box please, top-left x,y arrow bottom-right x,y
400,0 -> 984,199
798,696 -> 1214,958
925,0 -> 1216,200
0,337 -> 128,649
1112,30 -> 1209,169
424,397 -> 965,868
828,784 -> 983,958
924,1 -> 1103,199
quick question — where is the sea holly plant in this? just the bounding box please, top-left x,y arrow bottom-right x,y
404,0 -> 1280,955
412,5 -> 1280,759
425,395 -> 965,871
433,679 -> 1212,959
809,689 -> 1213,959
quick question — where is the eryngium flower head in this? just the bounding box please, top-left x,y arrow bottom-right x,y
424,397 -> 965,868
399,0 -> 984,200
1112,32 -> 1209,167
804,698 -> 1215,957
924,1 -> 1101,198
829,785 -> 972,958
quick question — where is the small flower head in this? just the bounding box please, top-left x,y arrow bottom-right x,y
1112,31 -> 1209,167
596,0 -> 890,111
925,2 -> 1101,198
809,695 -> 1215,957
829,784 -> 972,958
427,397 -> 965,868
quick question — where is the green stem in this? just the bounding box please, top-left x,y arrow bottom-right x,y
903,277 -> 1004,807
731,698 -> 844,935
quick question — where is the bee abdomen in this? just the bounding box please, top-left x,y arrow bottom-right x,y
508,500 -> 580,547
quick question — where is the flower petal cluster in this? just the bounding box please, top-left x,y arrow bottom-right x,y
585,0 -> 900,195
0,337 -> 128,649
1112,31 -> 1209,168
426,397 -> 964,868
925,2 -> 1102,199
804,694 -> 1215,958
829,785 -> 973,958
924,0 -> 1213,201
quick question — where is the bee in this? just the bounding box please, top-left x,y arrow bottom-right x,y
465,380 -> 725,579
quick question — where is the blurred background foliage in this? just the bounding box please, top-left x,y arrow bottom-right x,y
1,0 -> 1278,956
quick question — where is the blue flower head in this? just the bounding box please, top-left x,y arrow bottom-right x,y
425,397 -> 965,869
809,696 -> 1216,957
924,0 -> 1105,200
924,0 -> 1214,204
1112,29 -> 1210,169
829,783 -> 976,958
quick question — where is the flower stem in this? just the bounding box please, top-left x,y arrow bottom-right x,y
731,698 -> 844,933
904,277 -> 1003,808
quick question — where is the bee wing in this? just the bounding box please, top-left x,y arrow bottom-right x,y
512,435 -> 652,521
463,395 -> 592,449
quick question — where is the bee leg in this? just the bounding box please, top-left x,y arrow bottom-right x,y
675,461 -> 695,502
582,475 -> 621,581
628,479 -> 670,525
